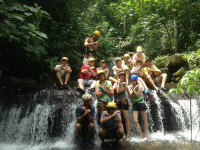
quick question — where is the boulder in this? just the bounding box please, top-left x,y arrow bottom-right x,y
154,56 -> 171,68
172,64 -> 189,83
166,53 -> 187,72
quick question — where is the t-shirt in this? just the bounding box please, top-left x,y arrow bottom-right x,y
96,80 -> 112,103
76,104 -> 95,124
55,65 -> 71,77
143,65 -> 160,78
132,53 -> 145,63
112,64 -> 129,75
101,112 -> 121,131
79,65 -> 96,79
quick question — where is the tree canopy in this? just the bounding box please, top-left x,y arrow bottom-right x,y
0,0 -> 200,80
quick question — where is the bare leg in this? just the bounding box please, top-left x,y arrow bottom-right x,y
160,73 -> 167,88
75,123 -> 82,140
90,81 -> 96,88
64,72 -> 70,84
125,70 -> 129,84
138,77 -> 148,90
132,111 -> 143,138
99,128 -> 107,143
109,77 -> 117,83
145,75 -> 158,90
140,111 -> 148,137
86,123 -> 95,140
56,72 -> 63,85
115,126 -> 124,142
121,109 -> 130,137
78,80 -> 84,90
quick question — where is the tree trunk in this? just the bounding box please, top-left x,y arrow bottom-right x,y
172,0 -> 178,53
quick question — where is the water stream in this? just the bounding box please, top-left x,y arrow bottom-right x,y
0,85 -> 199,150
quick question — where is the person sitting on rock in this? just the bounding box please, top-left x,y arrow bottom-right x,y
83,31 -> 100,65
75,94 -> 95,145
95,70 -> 114,125
54,57 -> 72,90
77,58 -> 97,95
99,102 -> 124,145
122,53 -> 133,70
127,75 -> 148,139
109,57 -> 129,84
96,60 -> 109,79
144,59 -> 168,93
132,46 -> 146,66
131,59 -> 149,95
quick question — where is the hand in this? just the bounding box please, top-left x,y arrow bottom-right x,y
112,110 -> 120,117
87,65 -> 91,70
121,82 -> 126,86
85,109 -> 91,115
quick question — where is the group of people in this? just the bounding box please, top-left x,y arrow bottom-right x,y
54,30 -> 169,145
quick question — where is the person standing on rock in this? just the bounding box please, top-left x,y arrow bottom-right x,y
143,59 -> 168,93
127,75 -> 148,139
75,94 -> 95,145
54,57 -> 72,90
83,31 -> 100,65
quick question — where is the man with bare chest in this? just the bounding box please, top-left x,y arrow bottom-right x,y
83,31 -> 100,65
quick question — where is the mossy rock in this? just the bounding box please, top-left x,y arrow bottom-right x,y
172,64 -> 189,82
153,56 -> 171,68
20,78 -> 36,84
166,53 -> 187,69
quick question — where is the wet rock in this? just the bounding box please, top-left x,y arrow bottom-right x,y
172,65 -> 189,83
19,78 -> 36,84
8,77 -> 20,83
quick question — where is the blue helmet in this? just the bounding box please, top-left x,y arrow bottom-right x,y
130,75 -> 138,81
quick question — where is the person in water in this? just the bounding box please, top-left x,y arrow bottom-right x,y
127,75 -> 148,139
95,70 -> 114,124
83,31 -> 100,65
54,57 -> 72,90
96,60 -> 109,79
144,59 -> 168,93
77,58 -> 97,95
99,102 -> 124,145
113,72 -> 130,140
75,94 -> 95,144
132,46 -> 146,66
109,57 -> 129,84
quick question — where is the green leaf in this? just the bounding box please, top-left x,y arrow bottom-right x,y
24,13 -> 32,16
187,85 -> 194,94
167,88 -> 176,97
33,31 -> 48,39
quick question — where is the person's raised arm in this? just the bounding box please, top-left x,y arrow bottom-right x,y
92,41 -> 99,50
95,82 -> 104,99
101,83 -> 114,96
63,66 -> 72,73
117,82 -> 127,94
84,37 -> 94,47
55,65 -> 62,72
86,106 -> 95,122
76,106 -> 88,123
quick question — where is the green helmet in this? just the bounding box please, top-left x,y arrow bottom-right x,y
82,94 -> 92,102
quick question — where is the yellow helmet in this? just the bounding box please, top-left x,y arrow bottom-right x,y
107,102 -> 117,108
87,58 -> 95,63
124,53 -> 130,58
94,31 -> 100,36
97,70 -> 105,75
136,46 -> 142,52
100,60 -> 106,66
82,94 -> 93,102
61,57 -> 68,61
115,57 -> 122,62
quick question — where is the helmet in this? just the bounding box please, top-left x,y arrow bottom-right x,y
97,70 -> 105,75
61,57 -> 68,61
82,94 -> 93,102
124,54 -> 130,58
130,75 -> 138,81
94,31 -> 100,36
87,58 -> 95,63
136,59 -> 142,64
107,102 -> 117,108
118,72 -> 126,77
115,57 -> 122,62
136,46 -> 142,52
100,60 -> 106,66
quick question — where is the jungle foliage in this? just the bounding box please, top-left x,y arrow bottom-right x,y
0,0 -> 200,80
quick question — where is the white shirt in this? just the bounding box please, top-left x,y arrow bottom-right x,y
112,64 -> 129,75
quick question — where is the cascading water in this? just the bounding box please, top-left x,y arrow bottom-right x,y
0,85 -> 200,150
